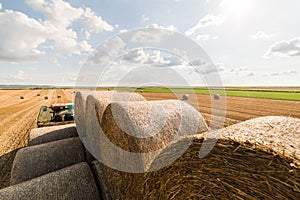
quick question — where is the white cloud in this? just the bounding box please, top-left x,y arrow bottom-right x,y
142,14 -> 149,22
251,31 -> 274,39
86,36 -> 125,65
147,24 -> 177,31
270,69 -> 297,76
0,3 -> 2,10
8,70 -> 30,81
119,29 -> 128,33
265,37 -> 300,57
123,49 -> 170,66
81,7 -> 114,33
131,24 -> 176,44
228,67 -> 248,75
0,0 -> 113,63
84,29 -> 91,40
196,34 -> 218,40
0,10 -> 48,62
283,69 -> 297,75
247,72 -> 254,76
185,14 -> 224,36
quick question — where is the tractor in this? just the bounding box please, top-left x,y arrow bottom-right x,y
37,103 -> 74,127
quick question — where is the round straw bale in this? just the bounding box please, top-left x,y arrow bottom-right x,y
219,116 -> 300,166
28,124 -> 77,146
10,137 -> 85,185
44,96 -> 48,99
91,91 -> 146,122
74,91 -> 94,143
213,94 -> 220,100
181,94 -> 189,100
101,100 -> 208,153
98,116 -> 300,199
91,160 -> 112,200
83,91 -> 146,169
20,96 -> 24,99
1,162 -> 100,200
94,100 -> 208,199
143,136 -> 300,199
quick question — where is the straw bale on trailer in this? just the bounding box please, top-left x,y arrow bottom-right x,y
90,100 -> 208,199
82,91 -> 145,157
28,124 -> 77,146
10,137 -> 85,185
74,91 -> 94,140
75,91 -> 145,139
91,160 -> 112,200
93,116 -> 300,199
100,100 -> 207,154
0,163 -> 100,200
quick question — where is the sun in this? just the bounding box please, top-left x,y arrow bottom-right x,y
220,0 -> 253,22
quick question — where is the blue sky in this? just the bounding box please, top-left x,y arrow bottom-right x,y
0,0 -> 299,86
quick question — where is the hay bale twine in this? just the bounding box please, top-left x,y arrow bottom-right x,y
28,124 -> 77,146
181,94 -> 189,100
97,100 -> 208,199
10,137 -> 85,185
213,94 -> 220,100
1,162 -> 100,200
20,96 -> 24,99
108,116 -> 300,200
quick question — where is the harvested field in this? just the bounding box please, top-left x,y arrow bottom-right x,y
0,89 -> 299,189
0,89 -> 73,188
141,92 -> 300,127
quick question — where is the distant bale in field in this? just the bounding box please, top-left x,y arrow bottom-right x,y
181,94 -> 189,100
44,96 -> 48,100
20,96 -> 24,99
213,94 -> 220,100
57,95 -> 61,98
94,116 -> 300,199
37,94 -> 40,96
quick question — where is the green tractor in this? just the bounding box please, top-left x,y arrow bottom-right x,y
37,103 -> 74,127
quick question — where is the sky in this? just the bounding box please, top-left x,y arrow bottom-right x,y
0,0 -> 299,86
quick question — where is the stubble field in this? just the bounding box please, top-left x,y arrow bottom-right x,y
0,89 -> 73,188
0,88 -> 299,188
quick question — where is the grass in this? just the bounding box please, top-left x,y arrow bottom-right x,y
98,87 -> 300,101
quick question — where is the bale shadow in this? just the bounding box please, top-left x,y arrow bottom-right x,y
0,149 -> 20,189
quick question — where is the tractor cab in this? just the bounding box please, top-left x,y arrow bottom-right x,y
37,103 -> 74,127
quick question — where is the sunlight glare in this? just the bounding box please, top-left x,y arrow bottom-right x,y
220,0 -> 253,21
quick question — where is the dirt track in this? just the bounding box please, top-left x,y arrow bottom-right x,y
0,89 -> 299,188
